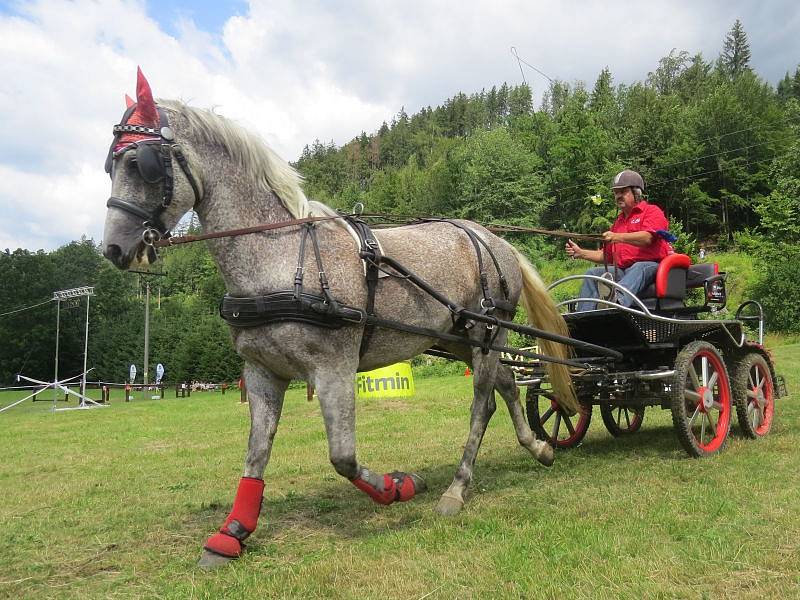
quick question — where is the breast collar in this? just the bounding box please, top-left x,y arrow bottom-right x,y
105,104 -> 202,245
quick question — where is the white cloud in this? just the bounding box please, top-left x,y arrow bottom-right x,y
0,0 -> 797,251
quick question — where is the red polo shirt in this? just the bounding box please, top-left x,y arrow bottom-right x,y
604,200 -> 672,269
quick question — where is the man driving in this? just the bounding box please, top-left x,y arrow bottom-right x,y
565,170 -> 672,311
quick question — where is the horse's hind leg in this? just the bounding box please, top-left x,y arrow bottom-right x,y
314,368 -> 426,505
495,364 -> 554,467
199,363 -> 288,568
435,348 -> 498,516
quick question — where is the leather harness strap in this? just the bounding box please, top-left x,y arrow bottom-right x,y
341,216 -> 382,358
153,215 -> 340,247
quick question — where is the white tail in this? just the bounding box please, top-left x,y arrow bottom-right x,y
511,247 -> 578,414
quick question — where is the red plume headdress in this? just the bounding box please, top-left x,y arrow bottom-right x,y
115,67 -> 161,151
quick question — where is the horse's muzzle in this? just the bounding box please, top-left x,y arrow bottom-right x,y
103,244 -> 130,269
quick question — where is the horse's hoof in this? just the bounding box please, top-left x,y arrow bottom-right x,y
534,441 -> 555,467
435,493 -> 464,516
409,473 -> 427,494
198,549 -> 234,569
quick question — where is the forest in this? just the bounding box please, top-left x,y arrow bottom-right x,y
1,20 -> 799,385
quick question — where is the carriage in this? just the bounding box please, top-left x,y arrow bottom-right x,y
513,254 -> 786,457
102,70 -> 787,566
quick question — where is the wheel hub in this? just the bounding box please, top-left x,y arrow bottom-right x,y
697,386 -> 714,412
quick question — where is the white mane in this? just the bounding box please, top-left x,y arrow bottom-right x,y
160,100 -> 316,219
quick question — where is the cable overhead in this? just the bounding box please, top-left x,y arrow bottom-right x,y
540,135 -> 788,200
511,47 -> 554,84
0,298 -> 52,318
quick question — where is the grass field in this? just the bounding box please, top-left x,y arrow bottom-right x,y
1,345 -> 798,599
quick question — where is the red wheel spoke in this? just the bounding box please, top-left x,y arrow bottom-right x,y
551,412 -> 562,440
540,406 -> 555,425
705,409 -> 716,432
685,389 -> 701,403
688,364 -> 701,391
563,413 -> 576,435
707,370 -> 719,390
689,404 -> 701,427
700,413 -> 706,445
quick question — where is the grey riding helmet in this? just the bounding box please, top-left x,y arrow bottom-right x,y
611,170 -> 645,191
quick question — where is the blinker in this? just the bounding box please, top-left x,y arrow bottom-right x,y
135,143 -> 165,183
106,142 -> 165,184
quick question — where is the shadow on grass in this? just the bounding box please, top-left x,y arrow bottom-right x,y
181,424 -> 692,549
182,415 -> 767,561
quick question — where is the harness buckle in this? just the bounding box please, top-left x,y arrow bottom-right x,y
480,298 -> 495,310
342,309 -> 366,324
142,227 -> 161,247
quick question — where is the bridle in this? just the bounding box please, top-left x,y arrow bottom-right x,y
105,105 -> 202,245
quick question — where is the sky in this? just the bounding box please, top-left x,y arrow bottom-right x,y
1,0 -> 798,252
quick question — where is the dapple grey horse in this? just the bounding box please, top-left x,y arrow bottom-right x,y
102,70 -> 577,568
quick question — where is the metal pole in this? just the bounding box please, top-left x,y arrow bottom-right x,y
53,298 -> 61,409
144,281 -> 150,387
80,293 -> 91,403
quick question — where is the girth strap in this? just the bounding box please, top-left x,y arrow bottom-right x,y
421,219 -> 513,352
342,216 -> 382,358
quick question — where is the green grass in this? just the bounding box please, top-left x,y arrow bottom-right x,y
0,346 -> 798,599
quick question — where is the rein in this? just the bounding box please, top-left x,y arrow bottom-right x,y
153,213 -> 605,248
152,215 -> 342,248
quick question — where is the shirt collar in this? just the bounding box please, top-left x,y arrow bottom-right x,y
622,200 -> 648,219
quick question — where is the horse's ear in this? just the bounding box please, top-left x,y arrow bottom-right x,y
135,66 -> 158,124
125,94 -> 135,108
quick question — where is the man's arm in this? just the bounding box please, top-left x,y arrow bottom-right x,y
566,240 -> 605,263
602,230 -> 654,247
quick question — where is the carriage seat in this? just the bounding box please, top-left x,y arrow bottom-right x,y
636,254 -> 725,312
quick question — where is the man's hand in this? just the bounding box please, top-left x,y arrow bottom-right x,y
565,239 -> 582,259
604,230 -> 654,246
602,231 -> 619,243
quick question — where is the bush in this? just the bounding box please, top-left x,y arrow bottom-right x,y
749,245 -> 800,332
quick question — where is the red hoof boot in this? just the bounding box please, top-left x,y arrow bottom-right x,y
204,477 -> 264,558
204,531 -> 243,558
351,471 -> 426,505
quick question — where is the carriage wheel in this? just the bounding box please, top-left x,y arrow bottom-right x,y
732,353 -> 775,438
670,341 -> 732,457
525,387 -> 592,449
600,403 -> 645,437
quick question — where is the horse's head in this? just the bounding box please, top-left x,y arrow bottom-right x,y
102,68 -> 202,269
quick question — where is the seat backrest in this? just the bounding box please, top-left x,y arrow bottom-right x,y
686,262 -> 718,288
655,253 -> 692,299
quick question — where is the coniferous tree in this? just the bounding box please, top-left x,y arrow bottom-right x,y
719,19 -> 752,79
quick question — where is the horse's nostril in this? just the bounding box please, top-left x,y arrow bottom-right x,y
104,244 -> 122,262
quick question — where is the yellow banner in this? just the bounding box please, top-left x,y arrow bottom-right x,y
356,362 -> 415,398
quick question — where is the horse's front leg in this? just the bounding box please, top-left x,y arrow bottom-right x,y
315,368 -> 426,505
199,362 -> 288,568
435,347 -> 498,516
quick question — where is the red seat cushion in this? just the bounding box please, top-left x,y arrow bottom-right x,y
656,254 -> 691,297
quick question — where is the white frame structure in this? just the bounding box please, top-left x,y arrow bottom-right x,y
52,286 -> 95,400
0,286 -> 102,415
0,371 -> 107,414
